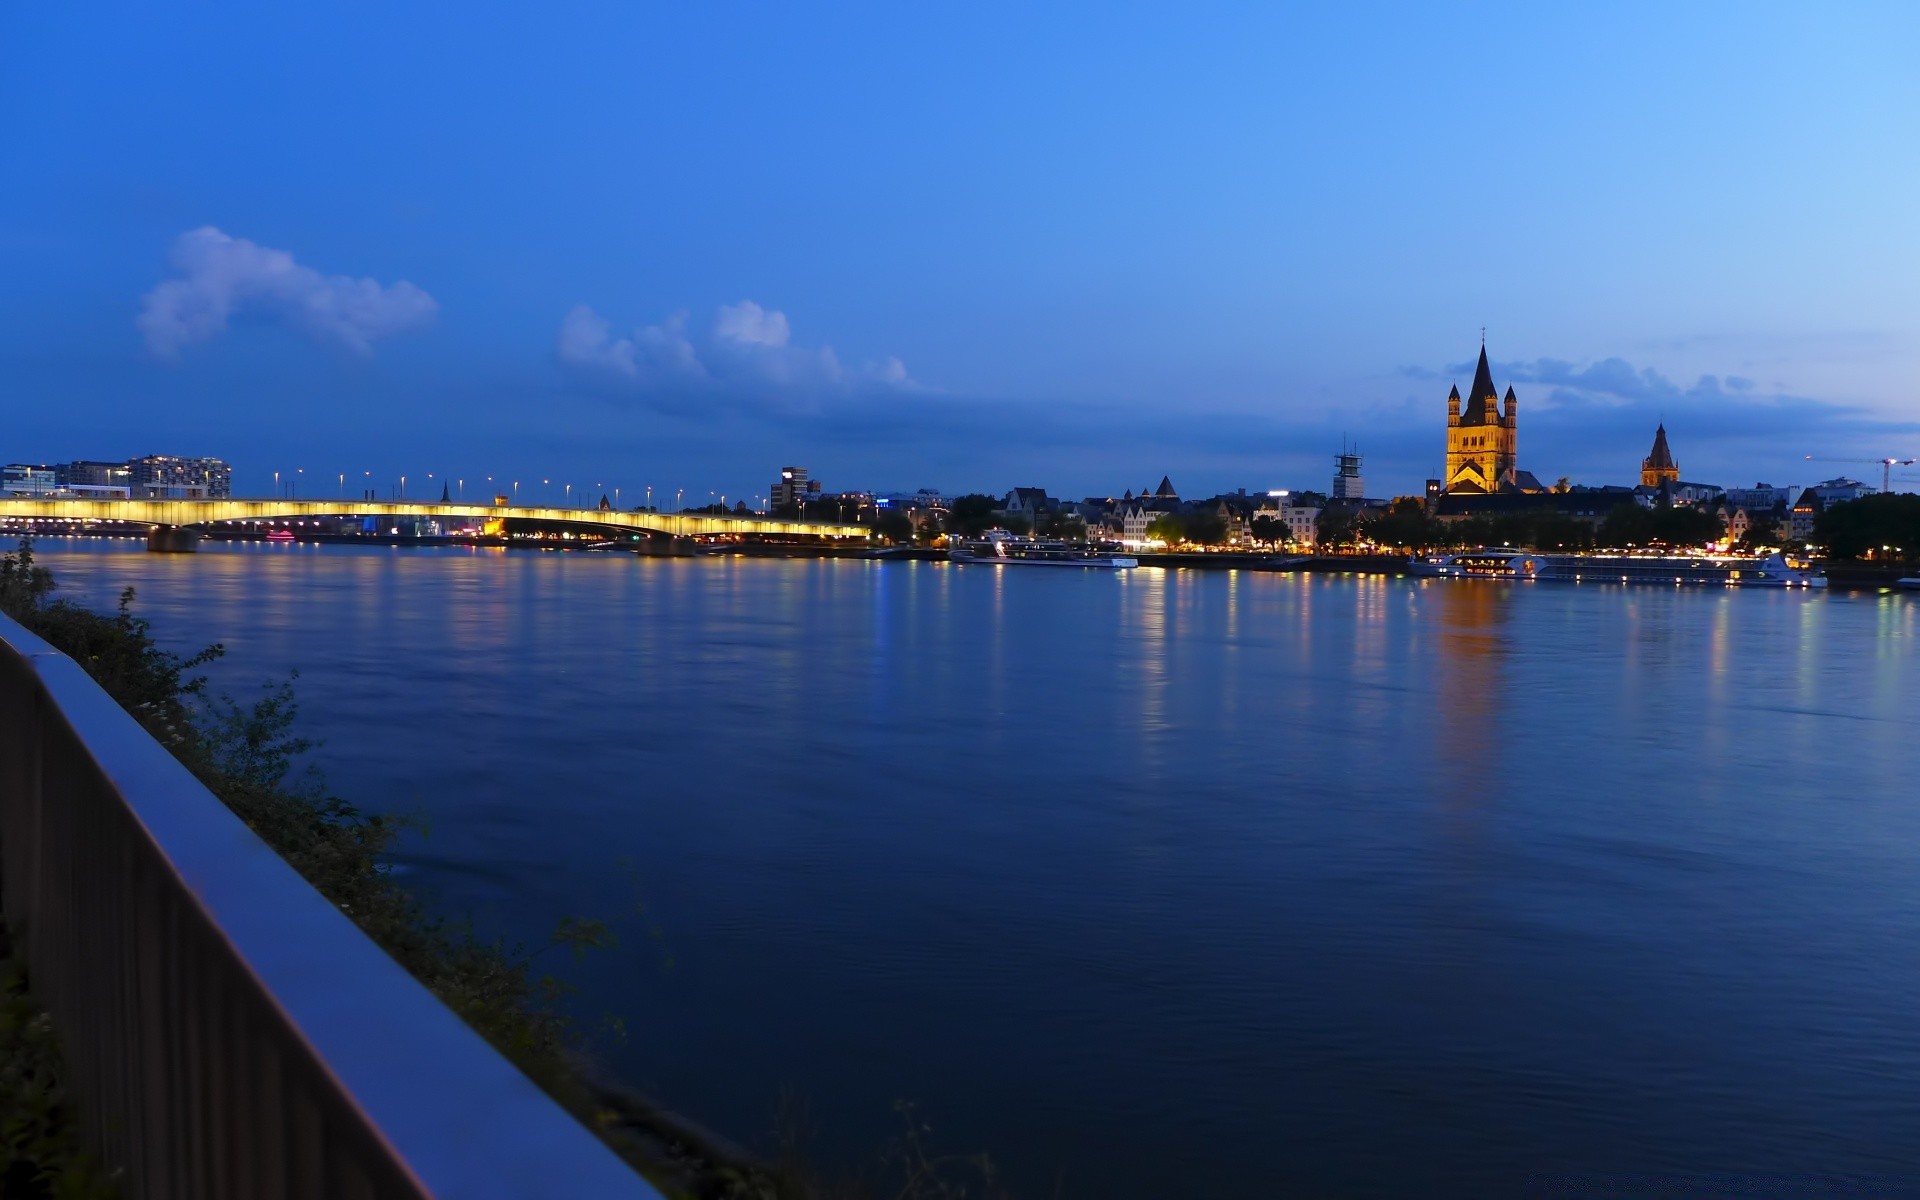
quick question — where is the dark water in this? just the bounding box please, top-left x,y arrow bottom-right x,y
27,540 -> 1920,1196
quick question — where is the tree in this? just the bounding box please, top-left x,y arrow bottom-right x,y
1597,503 -> 1723,549
1038,510 -> 1088,541
946,494 -> 999,537
999,512 -> 1033,535
1145,513 -> 1185,544
1184,509 -> 1228,546
1250,515 -> 1287,547
1316,507 -> 1358,549
871,510 -> 914,544
1814,494 -> 1920,563
1364,498 -> 1443,550
1736,511 -> 1783,551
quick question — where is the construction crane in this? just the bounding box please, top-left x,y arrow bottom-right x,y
1803,454 -> 1916,493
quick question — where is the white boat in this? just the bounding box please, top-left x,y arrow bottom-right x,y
1897,576 -> 1920,591
948,530 -> 1137,569
1411,547 -> 1826,588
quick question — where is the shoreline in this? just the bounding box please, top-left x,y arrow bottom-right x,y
13,532 -> 1914,591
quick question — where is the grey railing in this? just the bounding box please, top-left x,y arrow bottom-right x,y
0,612 -> 661,1199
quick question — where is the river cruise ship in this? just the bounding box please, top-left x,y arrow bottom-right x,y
1410,548 -> 1825,588
949,530 -> 1137,569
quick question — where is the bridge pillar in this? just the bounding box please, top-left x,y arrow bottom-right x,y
145,525 -> 202,553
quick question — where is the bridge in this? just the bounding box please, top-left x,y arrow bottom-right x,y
0,496 -> 869,550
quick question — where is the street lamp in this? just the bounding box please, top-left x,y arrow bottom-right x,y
675,487 -> 683,512
565,482 -> 572,507
296,468 -> 304,498
338,472 -> 345,498
273,470 -> 280,497
399,475 -> 406,500
458,478 -> 464,501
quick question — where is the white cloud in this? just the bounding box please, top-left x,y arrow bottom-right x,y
138,226 -> 438,357
712,300 -> 790,349
556,305 -> 702,380
557,299 -> 914,400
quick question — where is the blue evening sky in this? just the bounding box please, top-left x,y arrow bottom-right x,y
3,2 -> 1917,503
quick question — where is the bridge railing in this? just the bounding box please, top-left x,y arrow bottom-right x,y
0,611 -> 661,1200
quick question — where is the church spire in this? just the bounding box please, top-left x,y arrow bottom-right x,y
1462,344 -> 1499,424
1641,423 -> 1679,487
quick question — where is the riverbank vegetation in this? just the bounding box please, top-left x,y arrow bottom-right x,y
1814,494 -> 1920,565
0,540 -> 1018,1199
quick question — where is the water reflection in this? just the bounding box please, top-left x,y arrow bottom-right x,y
1427,581 -> 1510,809
22,541 -> 1920,1199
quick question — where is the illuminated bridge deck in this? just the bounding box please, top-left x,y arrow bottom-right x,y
0,498 -> 868,540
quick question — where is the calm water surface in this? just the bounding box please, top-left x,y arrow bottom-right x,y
30,540 -> 1920,1196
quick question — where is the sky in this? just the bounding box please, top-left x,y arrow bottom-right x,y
3,1 -> 1918,504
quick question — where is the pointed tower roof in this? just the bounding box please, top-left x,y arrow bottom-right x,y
1155,475 -> 1178,499
1122,488 -> 1134,502
1646,423 -> 1676,470
440,481 -> 450,503
1462,345 -> 1499,424
1448,382 -> 1461,400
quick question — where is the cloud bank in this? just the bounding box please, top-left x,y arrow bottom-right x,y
139,227 -> 438,357
557,300 -> 913,404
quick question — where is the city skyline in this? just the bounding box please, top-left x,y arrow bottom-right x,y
4,3 -> 1918,500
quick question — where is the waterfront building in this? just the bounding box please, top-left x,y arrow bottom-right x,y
60,460 -> 133,497
1724,483 -> 1795,514
1003,487 -> 1053,524
1789,489 -> 1825,543
770,466 -> 813,510
2,464 -> 59,495
1641,424 -> 1681,488
1444,343 -> 1542,495
130,454 -> 231,499
1256,490 -> 1322,546
1807,476 -> 1876,504
1116,499 -> 1162,545
1787,477 -> 1877,544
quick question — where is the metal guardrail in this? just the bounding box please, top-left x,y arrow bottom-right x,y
0,612 -> 662,1199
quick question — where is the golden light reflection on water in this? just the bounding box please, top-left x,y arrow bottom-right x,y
1427,580 -> 1510,810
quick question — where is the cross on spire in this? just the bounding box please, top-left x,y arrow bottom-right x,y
1480,325 -> 1486,347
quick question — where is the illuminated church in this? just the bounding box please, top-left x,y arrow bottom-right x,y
1443,342 -> 1541,494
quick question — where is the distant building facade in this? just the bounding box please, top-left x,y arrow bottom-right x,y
130,455 -> 231,499
5,455 -> 225,498
769,466 -> 813,510
1,465 -> 58,495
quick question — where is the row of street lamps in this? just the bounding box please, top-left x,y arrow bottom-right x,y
265,470 -> 757,514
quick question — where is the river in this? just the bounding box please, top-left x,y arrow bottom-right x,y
25,539 -> 1920,1196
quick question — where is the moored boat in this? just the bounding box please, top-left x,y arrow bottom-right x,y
1413,547 -> 1825,588
948,530 -> 1137,569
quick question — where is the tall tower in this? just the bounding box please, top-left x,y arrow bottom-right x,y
1332,444 -> 1364,501
1641,424 -> 1679,488
1443,343 -> 1518,493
